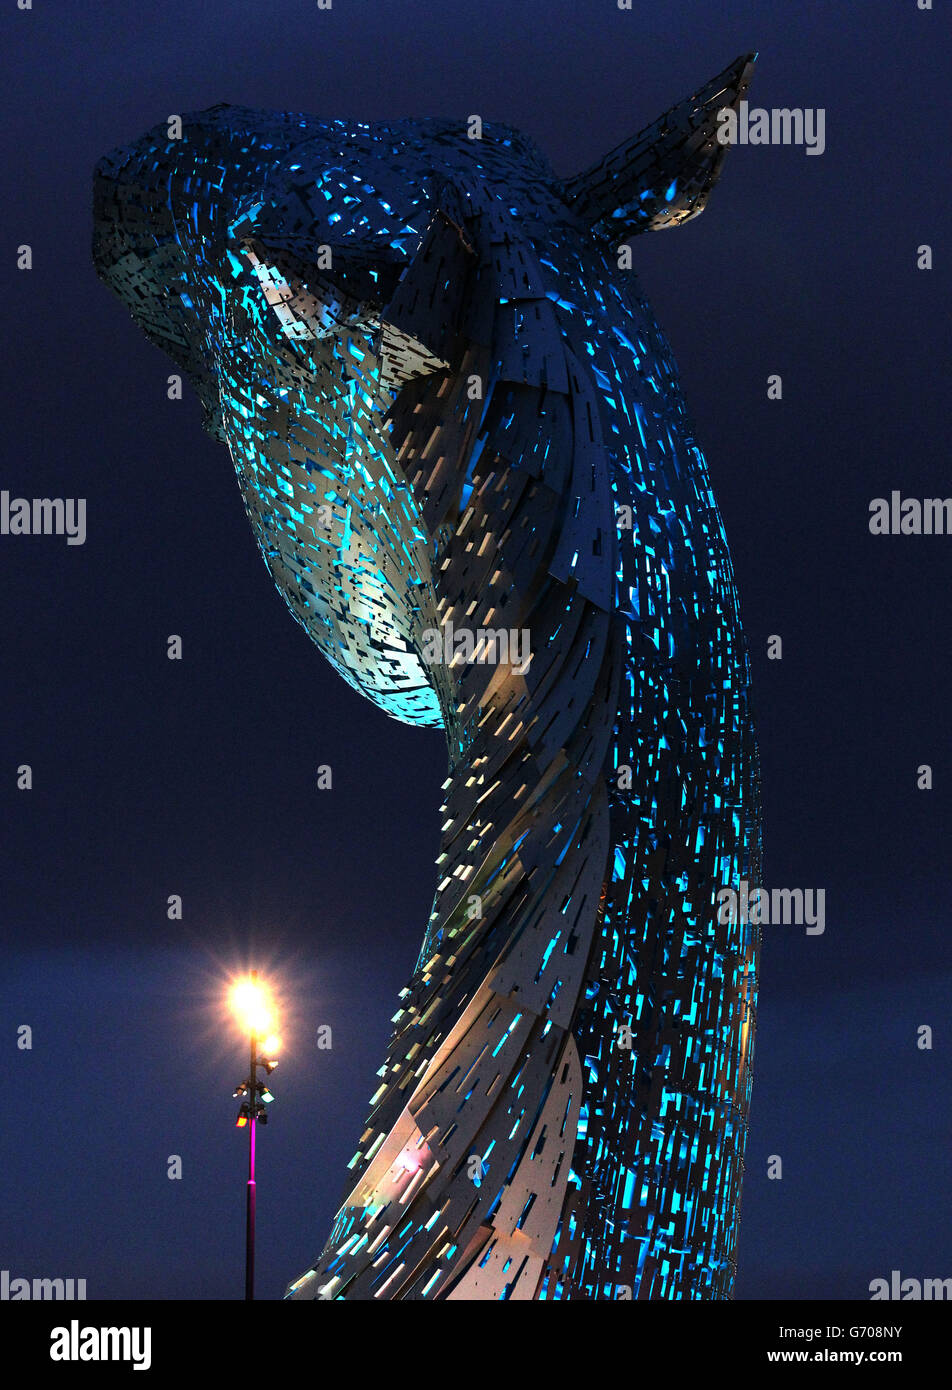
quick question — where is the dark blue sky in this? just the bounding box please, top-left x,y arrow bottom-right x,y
2,0 -> 949,1300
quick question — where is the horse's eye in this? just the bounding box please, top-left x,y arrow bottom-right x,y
236,237 -> 363,342
234,233 -> 454,388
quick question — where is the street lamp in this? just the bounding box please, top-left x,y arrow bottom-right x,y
229,970 -> 280,1301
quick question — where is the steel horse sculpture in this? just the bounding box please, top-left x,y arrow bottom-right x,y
94,53 -> 762,1299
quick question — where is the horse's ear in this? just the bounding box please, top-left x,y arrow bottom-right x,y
560,52 -> 755,239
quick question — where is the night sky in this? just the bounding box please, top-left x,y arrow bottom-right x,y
2,0 -> 949,1301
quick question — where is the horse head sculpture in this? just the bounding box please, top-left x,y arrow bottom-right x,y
93,52 -> 761,1299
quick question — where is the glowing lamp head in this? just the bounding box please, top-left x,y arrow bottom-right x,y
229,976 -> 276,1036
